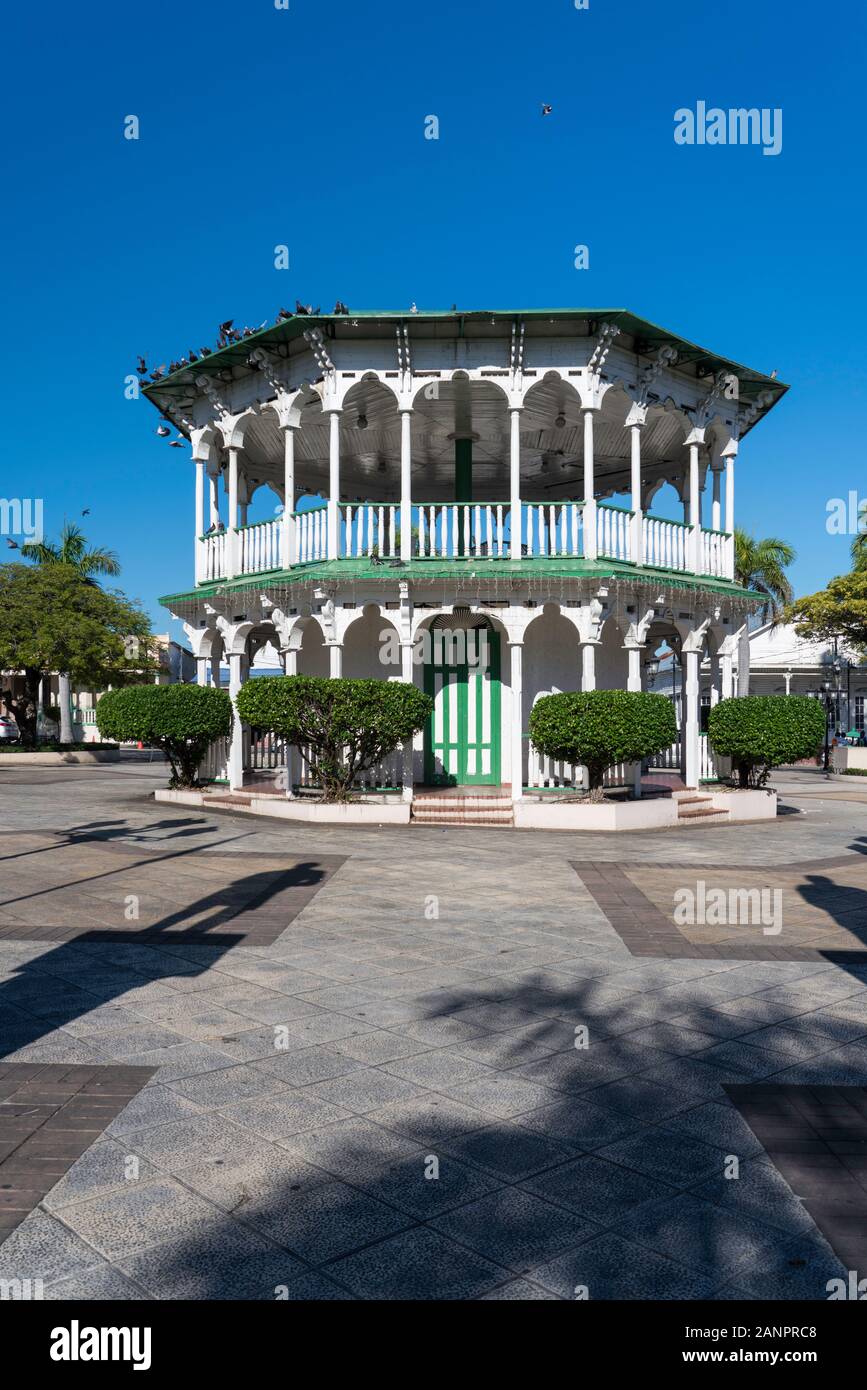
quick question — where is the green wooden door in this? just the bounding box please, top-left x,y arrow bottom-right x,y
423,629 -> 501,785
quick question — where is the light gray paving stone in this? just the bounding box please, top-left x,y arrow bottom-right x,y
57,1178 -> 221,1261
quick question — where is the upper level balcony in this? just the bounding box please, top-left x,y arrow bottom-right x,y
196,499 -> 734,583
141,307 -> 785,594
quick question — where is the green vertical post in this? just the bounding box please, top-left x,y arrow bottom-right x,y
455,438 -> 472,555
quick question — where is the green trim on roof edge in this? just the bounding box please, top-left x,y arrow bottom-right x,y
160,558 -> 761,609
143,307 -> 788,404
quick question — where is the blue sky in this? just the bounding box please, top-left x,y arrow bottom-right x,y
3,0 -> 865,637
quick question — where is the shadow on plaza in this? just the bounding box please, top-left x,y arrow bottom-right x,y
0,818 -> 328,1057
2,829 -> 866,1298
17,966 -> 856,1301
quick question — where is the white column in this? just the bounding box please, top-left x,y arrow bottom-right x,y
327,410 -> 341,560
709,654 -> 721,706
785,670 -> 792,695
626,642 -> 643,797
721,648 -> 733,701
401,638 -> 415,802
228,651 -> 245,790
711,465 -> 722,533
684,647 -> 701,788
208,467 -> 220,528
510,640 -> 524,802
582,409 -> 597,559
400,409 -> 413,563
194,460 -> 205,582
688,441 -> 700,573
227,448 -> 240,578
282,427 -> 297,568
629,424 -> 643,564
509,407 -> 522,559
210,655 -> 221,688
280,648 -> 297,797
724,451 -> 735,534
581,641 -> 597,691
196,656 -> 208,686
724,448 -> 736,580
329,643 -> 343,678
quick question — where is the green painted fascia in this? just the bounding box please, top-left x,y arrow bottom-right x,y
160,558 -> 761,609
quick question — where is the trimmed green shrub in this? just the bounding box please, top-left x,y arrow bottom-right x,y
708,694 -> 826,787
95,684 -> 232,787
528,689 -> 677,799
236,675 -> 432,802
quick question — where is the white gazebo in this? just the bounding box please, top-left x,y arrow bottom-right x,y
144,307 -> 785,816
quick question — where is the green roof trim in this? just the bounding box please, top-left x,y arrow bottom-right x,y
160,557 -> 761,610
143,306 -> 788,410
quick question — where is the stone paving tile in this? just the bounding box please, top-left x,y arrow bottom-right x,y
4,766 -> 867,1298
325,1227 -> 507,1300
530,1231 -> 719,1300
56,1177 -> 222,1261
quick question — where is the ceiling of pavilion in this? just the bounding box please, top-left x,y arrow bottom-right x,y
232,376 -> 700,504
142,308 -> 787,504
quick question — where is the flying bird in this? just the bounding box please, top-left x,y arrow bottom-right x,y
410,302 -> 418,314
81,508 -> 90,516
6,538 -> 18,549
541,103 -> 553,116
156,424 -> 171,437
136,356 -> 147,375
169,438 -> 185,448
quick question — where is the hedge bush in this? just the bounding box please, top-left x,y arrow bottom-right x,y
236,675 -> 432,802
95,684 -> 232,787
528,689 -> 677,799
708,694 -> 826,787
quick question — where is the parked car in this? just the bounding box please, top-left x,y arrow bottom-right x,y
0,715 -> 20,743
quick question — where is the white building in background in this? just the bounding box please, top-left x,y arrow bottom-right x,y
0,634 -> 195,741
143,306 -> 786,805
650,621 -> 867,740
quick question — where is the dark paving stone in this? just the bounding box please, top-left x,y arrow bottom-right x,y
0,1063 -> 154,1241
531,1231 -> 718,1300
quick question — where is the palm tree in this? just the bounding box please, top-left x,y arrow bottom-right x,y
21,523 -> 121,743
851,531 -> 867,571
733,528 -> 796,695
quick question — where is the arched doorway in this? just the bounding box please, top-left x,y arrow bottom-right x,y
423,614 -> 501,786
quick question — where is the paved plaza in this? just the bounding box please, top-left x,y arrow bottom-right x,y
1,761 -> 867,1299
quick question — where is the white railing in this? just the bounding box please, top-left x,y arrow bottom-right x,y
644,515 -> 690,571
249,729 -> 288,771
295,743 -> 404,791
644,735 -> 721,781
700,528 -> 727,579
417,503 -> 509,559
596,504 -> 632,562
194,500 -> 733,584
239,519 -> 282,574
296,505 -> 328,564
341,503 -> 398,559
198,531 -> 227,581
522,502 -> 583,557
199,736 -> 229,782
526,743 -> 629,790
646,739 -> 682,772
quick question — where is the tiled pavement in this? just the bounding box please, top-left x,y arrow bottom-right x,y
0,762 -> 866,1299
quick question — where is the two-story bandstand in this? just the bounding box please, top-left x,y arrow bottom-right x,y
147,308 -> 785,818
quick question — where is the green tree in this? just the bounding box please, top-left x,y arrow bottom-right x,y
733,529 -> 796,695
95,685 -> 232,787
21,523 -> 122,742
787,569 -> 867,654
0,564 -> 151,747
708,695 -> 826,788
236,675 -> 432,802
528,690 -> 677,801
